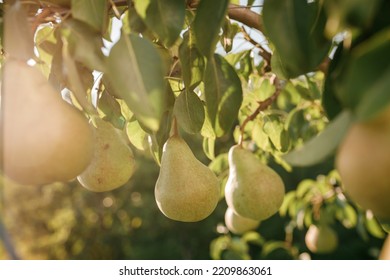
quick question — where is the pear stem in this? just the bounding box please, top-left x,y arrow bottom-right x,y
170,116 -> 179,137
239,75 -> 283,143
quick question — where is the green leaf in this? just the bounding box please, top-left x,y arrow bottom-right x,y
134,0 -> 185,47
149,85 -> 175,163
296,179 -> 316,198
208,153 -> 229,176
106,33 -> 166,132
204,54 -> 243,137
322,45 -> 345,120
252,120 -> 270,151
202,137 -> 215,160
35,25 -> 57,78
283,110 -> 353,167
124,5 -> 147,34
242,232 -> 265,247
339,29 -> 390,121
193,0 -> 229,57
179,30 -> 205,90
97,90 -> 124,128
304,208 -> 313,228
173,90 -> 205,134
343,204 -> 358,228
365,214 -> 386,239
71,0 -> 108,33
263,0 -> 331,78
261,241 -> 289,258
279,191 -> 296,217
201,108 -> 217,139
61,19 -> 105,72
126,120 -> 148,151
263,115 -> 284,151
220,19 -> 241,53
210,236 -> 231,260
324,0 -> 381,36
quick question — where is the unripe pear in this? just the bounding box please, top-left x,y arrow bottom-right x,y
225,145 -> 285,221
1,59 -> 94,185
77,118 -> 136,192
224,207 -> 260,235
154,135 -> 220,222
336,107 -> 390,219
305,224 -> 338,254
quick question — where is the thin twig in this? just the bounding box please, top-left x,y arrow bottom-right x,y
241,26 -> 271,66
109,0 -> 122,19
240,75 -> 283,138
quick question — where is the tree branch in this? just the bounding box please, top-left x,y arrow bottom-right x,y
227,4 -> 264,33
239,76 -> 283,142
187,0 -> 264,33
241,26 -> 271,67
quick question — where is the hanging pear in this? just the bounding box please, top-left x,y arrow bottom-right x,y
379,234 -> 390,260
154,135 -> 220,222
336,106 -> 390,219
224,207 -> 260,235
225,145 -> 285,221
77,118 -> 136,192
305,224 -> 338,254
1,59 -> 94,185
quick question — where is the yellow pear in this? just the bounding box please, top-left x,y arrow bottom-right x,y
154,135 -> 220,222
77,118 -> 136,192
305,224 -> 338,254
336,107 -> 390,219
1,59 -> 94,185
224,207 -> 260,235
224,145 -> 285,221
379,234 -> 390,260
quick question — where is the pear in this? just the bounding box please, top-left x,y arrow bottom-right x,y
1,59 -> 94,185
336,107 -> 390,219
379,234 -> 390,260
154,135 -> 220,222
225,145 -> 285,221
77,118 -> 136,192
305,224 -> 338,254
224,207 -> 260,235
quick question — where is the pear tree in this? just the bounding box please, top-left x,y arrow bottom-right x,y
1,0 -> 390,260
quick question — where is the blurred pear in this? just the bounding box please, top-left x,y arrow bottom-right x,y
2,59 -> 94,185
336,107 -> 390,219
224,207 -> 260,235
305,224 -> 338,254
77,118 -> 135,192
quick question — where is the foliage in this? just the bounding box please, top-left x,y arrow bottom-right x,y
1,0 -> 390,259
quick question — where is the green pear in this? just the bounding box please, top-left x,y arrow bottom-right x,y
1,59 -> 94,185
224,207 -> 260,235
225,145 -> 285,221
305,224 -> 338,254
77,118 -> 136,192
154,135 -> 220,222
336,107 -> 390,219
